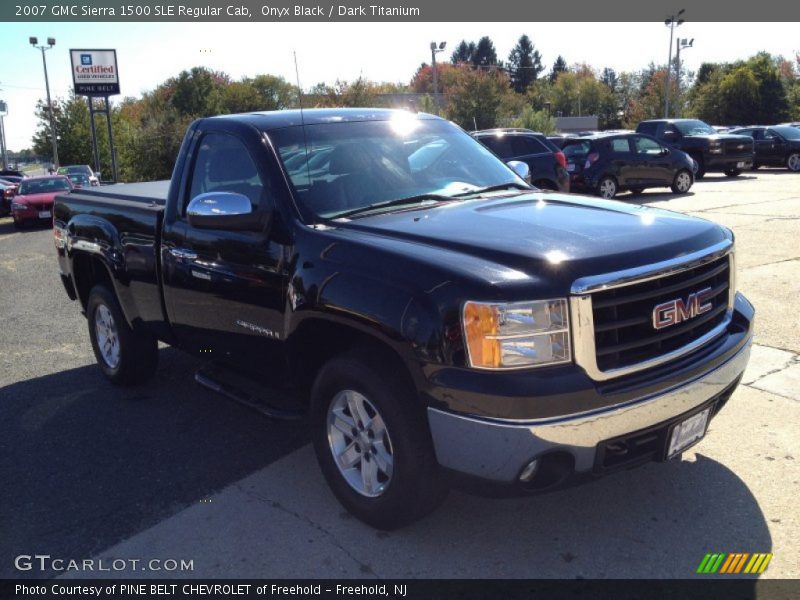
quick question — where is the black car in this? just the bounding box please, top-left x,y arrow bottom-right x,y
636,119 -> 754,178
0,169 -> 26,179
729,126 -> 800,172
563,132 -> 695,199
472,128 -> 570,192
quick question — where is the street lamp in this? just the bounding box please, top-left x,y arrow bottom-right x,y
663,10 -> 685,118
429,41 -> 446,110
30,36 -> 59,169
675,37 -> 694,117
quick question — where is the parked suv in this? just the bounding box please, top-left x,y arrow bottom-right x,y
635,119 -> 754,178
729,126 -> 800,172
472,128 -> 570,192
563,132 -> 695,198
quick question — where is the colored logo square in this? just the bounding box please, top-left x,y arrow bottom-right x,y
80,54 -> 92,65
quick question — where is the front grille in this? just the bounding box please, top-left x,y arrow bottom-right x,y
723,139 -> 753,155
591,255 -> 731,371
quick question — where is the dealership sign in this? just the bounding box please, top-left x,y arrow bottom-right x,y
70,49 -> 120,96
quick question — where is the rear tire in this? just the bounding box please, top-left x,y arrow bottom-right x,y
787,152 -> 800,172
310,349 -> 447,529
87,284 -> 158,386
671,169 -> 693,194
596,176 -> 617,199
724,168 -> 741,177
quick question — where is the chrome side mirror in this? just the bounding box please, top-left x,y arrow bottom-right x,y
187,191 -> 268,232
507,160 -> 531,184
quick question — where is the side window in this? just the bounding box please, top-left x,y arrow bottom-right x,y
633,136 -> 664,155
750,129 -> 763,141
664,124 -> 679,137
763,129 -> 777,140
511,136 -> 547,156
479,136 -> 514,159
186,132 -> 262,216
610,138 -> 632,154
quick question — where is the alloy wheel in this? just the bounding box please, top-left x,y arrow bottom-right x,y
94,304 -> 121,368
327,389 -> 394,498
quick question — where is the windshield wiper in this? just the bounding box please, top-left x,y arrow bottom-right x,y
453,182 -> 531,197
331,193 -> 455,220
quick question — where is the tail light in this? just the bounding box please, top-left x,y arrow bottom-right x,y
584,152 -> 600,169
554,151 -> 567,168
54,223 -> 68,250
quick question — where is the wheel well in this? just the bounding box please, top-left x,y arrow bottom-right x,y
287,319 -> 418,403
72,253 -> 113,310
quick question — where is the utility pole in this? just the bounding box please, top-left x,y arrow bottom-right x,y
674,37 -> 694,118
429,41 -> 446,111
30,36 -> 59,169
663,10 -> 685,118
0,99 -> 8,170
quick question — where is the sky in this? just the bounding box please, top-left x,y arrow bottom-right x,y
1,21 -> 798,151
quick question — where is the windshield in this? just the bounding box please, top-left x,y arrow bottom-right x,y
19,178 -> 71,195
674,120 -> 717,136
562,140 -> 593,159
773,126 -> 800,140
269,117 -> 522,219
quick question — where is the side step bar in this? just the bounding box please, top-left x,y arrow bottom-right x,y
194,362 -> 305,421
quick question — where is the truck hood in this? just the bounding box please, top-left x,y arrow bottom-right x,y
687,133 -> 752,142
335,191 -> 728,288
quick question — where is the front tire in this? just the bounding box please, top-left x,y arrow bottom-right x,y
87,285 -> 158,386
787,152 -> 800,172
671,169 -> 693,194
596,176 -> 617,199
310,349 -> 447,529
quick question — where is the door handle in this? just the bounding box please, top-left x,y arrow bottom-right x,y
169,247 -> 198,260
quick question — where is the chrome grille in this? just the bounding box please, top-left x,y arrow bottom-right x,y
569,240 -> 734,381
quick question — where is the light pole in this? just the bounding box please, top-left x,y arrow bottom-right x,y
663,10 -> 685,118
675,37 -> 694,117
429,41 -> 446,110
0,100 -> 8,170
30,36 -> 59,169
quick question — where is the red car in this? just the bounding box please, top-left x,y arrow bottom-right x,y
11,175 -> 72,229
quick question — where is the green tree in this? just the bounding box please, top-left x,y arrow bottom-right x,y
450,40 -> 475,64
446,68 -> 508,129
508,34 -> 543,93
471,36 -> 499,68
549,56 -> 567,83
510,106 -> 556,134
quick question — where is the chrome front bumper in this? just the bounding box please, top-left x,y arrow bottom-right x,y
427,333 -> 752,483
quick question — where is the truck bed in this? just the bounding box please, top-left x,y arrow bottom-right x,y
54,180 -> 169,338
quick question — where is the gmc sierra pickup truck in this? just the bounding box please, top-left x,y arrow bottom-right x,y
54,109 -> 754,529
636,119 -> 754,178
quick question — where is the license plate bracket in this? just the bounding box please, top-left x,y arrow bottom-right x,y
39,210 -> 51,219
667,407 -> 711,459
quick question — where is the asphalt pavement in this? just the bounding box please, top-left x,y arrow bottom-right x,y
1,170 -> 798,579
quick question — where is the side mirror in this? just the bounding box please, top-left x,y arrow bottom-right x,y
661,147 -> 670,155
187,191 -> 269,232
507,160 -> 531,184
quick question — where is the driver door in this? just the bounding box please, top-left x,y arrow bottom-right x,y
161,127 -> 288,371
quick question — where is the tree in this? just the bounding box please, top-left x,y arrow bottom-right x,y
549,56 -> 567,83
600,67 -> 618,92
717,67 -> 760,124
450,40 -> 475,64
471,36 -> 499,68
508,34 -> 543,93
510,106 -> 556,134
168,67 -> 228,117
446,68 -> 509,130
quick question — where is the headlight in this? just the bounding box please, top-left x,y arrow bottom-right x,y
462,299 -> 571,369
708,142 -> 723,154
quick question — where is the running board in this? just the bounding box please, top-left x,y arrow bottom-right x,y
194,362 -> 305,421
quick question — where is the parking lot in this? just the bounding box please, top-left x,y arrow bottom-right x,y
1,170 -> 798,579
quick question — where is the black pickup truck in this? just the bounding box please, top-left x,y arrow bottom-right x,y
54,108 -> 754,529
636,119 -> 754,178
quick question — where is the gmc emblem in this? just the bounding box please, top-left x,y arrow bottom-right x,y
652,287 -> 714,330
